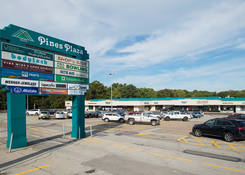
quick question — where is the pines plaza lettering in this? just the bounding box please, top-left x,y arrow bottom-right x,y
38,36 -> 83,55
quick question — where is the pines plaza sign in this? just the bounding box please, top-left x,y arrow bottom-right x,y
0,24 -> 89,95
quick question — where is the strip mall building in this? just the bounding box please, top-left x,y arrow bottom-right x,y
65,97 -> 245,113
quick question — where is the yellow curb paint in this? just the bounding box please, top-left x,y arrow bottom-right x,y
211,140 -> 221,149
203,163 -> 245,173
150,152 -> 192,162
15,164 -> 50,175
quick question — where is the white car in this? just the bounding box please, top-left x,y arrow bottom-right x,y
125,112 -> 160,126
163,111 -> 192,121
102,113 -> 124,123
55,111 -> 65,119
26,109 -> 40,116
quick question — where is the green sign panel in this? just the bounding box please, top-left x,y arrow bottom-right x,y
0,24 -> 89,59
2,42 -> 53,60
55,75 -> 89,84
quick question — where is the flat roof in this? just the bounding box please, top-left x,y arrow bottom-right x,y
90,97 -> 245,102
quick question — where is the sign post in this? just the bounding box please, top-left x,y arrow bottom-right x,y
0,24 -> 89,148
6,93 -> 27,148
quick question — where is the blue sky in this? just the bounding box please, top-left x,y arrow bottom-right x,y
1,0 -> 245,91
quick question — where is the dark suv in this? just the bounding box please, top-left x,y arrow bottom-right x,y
192,118 -> 245,142
227,113 -> 245,120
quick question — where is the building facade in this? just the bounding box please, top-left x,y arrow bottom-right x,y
65,97 -> 245,113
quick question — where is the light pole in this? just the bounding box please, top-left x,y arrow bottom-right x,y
108,73 -> 114,111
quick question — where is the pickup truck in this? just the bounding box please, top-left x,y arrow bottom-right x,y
163,111 -> 192,121
125,112 -> 160,126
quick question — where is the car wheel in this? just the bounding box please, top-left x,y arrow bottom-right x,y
151,120 -> 157,126
119,118 -> 124,123
104,118 -> 109,122
224,132 -> 234,142
182,117 -> 188,121
128,119 -> 135,125
164,116 -> 170,121
194,129 -> 202,137
35,113 -> 38,116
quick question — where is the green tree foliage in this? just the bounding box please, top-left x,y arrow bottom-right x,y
1,80 -> 245,109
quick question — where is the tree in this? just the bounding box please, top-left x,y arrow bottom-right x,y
86,81 -> 108,100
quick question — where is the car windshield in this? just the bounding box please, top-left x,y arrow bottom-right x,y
41,112 -> 48,114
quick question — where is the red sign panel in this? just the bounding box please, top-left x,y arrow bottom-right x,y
2,59 -> 53,74
40,88 -> 67,95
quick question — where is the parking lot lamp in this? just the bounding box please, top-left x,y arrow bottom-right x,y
109,73 -> 114,111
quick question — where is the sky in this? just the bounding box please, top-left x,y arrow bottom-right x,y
0,0 -> 245,92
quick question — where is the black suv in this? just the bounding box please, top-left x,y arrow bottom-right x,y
227,113 -> 245,120
192,118 -> 245,142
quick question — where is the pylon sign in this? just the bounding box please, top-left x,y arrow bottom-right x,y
0,24 -> 89,95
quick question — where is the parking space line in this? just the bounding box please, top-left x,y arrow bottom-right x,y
113,144 -> 140,152
137,132 -> 152,136
226,143 -> 239,151
203,163 -> 245,173
27,126 -> 53,134
15,164 -> 50,175
193,137 -> 204,146
84,138 -> 104,144
150,152 -> 192,162
177,136 -> 188,143
211,140 -> 221,149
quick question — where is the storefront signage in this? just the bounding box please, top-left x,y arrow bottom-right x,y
2,51 -> 53,67
0,24 -> 89,95
55,75 -> 88,84
1,68 -> 54,81
55,68 -> 88,78
68,84 -> 88,90
40,81 -> 67,89
1,78 -> 38,87
6,86 -> 39,94
2,59 -> 53,74
55,62 -> 88,72
55,55 -> 88,67
68,90 -> 85,95
40,88 -> 67,95
222,102 -> 234,105
2,42 -> 53,60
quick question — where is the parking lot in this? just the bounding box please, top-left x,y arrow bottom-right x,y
1,112 -> 245,175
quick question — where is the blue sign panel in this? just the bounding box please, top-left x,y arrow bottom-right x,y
1,68 -> 54,81
6,86 -> 39,94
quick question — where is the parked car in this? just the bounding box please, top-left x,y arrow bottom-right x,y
38,111 -> 50,120
125,112 -> 160,126
192,118 -> 245,142
191,111 -> 204,118
26,109 -> 40,116
55,111 -> 65,119
67,111 -> 72,118
49,109 -> 57,117
102,113 -> 124,123
226,113 -> 245,120
163,111 -> 192,121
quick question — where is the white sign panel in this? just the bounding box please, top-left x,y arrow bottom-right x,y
2,51 -> 53,67
55,68 -> 88,78
40,81 -> 67,89
55,54 -> 88,67
68,84 -> 89,90
1,78 -> 38,87
68,90 -> 85,95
